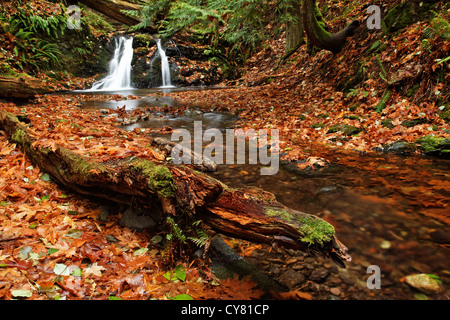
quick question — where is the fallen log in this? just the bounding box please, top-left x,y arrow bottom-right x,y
73,0 -> 155,32
0,75 -> 55,99
0,110 -> 351,267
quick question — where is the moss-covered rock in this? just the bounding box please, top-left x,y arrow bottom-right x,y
327,124 -> 363,136
439,105 -> 450,123
416,135 -> 450,159
133,34 -> 156,48
381,118 -> 394,129
401,118 -> 427,128
382,1 -> 439,34
382,2 -> 415,34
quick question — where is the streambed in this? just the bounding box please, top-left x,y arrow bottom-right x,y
78,90 -> 450,300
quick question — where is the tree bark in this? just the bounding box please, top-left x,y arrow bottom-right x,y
0,75 -> 55,99
0,110 -> 351,267
303,0 -> 359,54
74,0 -> 154,32
285,0 -> 304,53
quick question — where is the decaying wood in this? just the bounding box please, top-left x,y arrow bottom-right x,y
0,75 -> 54,99
151,137 -> 217,172
74,0 -> 155,32
0,110 -> 351,267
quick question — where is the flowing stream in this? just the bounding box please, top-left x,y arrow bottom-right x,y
78,91 -> 449,299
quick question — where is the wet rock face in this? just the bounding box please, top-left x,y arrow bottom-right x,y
381,140 -> 416,155
130,36 -> 223,88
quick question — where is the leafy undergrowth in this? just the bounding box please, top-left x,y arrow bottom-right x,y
0,95 -> 268,300
0,0 -> 107,91
164,0 -> 449,164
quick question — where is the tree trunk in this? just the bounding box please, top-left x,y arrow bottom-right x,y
0,110 -> 351,267
303,0 -> 359,54
0,75 -> 55,99
285,0 -> 304,53
74,0 -> 154,32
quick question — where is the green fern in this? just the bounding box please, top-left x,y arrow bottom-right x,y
162,216 -> 209,261
124,0 -> 272,61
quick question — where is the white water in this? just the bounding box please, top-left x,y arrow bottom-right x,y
89,36 -> 134,91
156,39 -> 174,88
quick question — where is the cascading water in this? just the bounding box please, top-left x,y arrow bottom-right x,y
156,39 -> 174,88
89,36 -> 133,91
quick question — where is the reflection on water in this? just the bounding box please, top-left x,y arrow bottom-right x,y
81,95 -> 181,111
79,92 -> 450,299
73,85 -> 228,98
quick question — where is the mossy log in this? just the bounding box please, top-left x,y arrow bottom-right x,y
0,110 -> 351,267
0,75 -> 55,99
73,0 -> 155,32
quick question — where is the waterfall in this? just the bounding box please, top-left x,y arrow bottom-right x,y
89,36 -> 133,91
156,39 -> 174,88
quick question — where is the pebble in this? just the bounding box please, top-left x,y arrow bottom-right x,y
310,268 -> 329,282
339,274 -> 356,285
329,287 -> 341,296
380,240 -> 391,249
430,230 -> 450,244
404,273 -> 444,295
292,262 -> 304,270
278,269 -> 306,288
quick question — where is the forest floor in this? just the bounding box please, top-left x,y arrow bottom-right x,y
165,14 -> 450,167
1,0 -> 449,301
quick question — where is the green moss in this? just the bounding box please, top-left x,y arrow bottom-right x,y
416,135 -> 450,158
59,148 -> 107,180
298,215 -> 335,246
401,118 -> 427,128
266,208 -> 295,223
381,118 -> 394,129
265,208 -> 335,246
343,115 -> 360,120
312,4 -> 333,40
429,13 -> 450,40
130,158 -> 176,198
0,62 -> 18,76
326,124 -> 363,136
342,125 -> 363,136
83,9 -> 115,34
382,2 -> 415,34
439,105 -> 450,123
311,122 -> 325,129
11,128 -> 26,144
327,124 -> 341,134
439,111 -> 450,123
406,84 -> 420,98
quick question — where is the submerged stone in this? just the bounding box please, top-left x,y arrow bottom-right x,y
404,273 -> 444,295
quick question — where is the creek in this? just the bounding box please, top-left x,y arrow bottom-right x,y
77,89 -> 449,299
